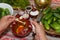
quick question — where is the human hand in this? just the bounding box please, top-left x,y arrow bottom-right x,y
32,21 -> 47,40
0,15 -> 15,32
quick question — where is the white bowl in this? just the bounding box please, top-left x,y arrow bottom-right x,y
0,3 -> 13,15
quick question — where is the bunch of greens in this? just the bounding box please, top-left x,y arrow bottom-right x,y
42,7 -> 60,33
0,0 -> 30,10
0,8 -> 10,19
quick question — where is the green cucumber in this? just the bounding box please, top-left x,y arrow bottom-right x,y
0,8 -> 10,19
53,17 -> 57,22
55,29 -> 60,33
0,8 -> 4,18
47,17 -> 53,24
41,17 -> 45,24
50,22 -> 60,30
56,7 -> 60,13
44,21 -> 50,30
43,7 -> 51,14
54,13 -> 60,19
57,19 -> 60,24
43,13 -> 53,20
4,8 -> 10,15
1,10 -> 6,17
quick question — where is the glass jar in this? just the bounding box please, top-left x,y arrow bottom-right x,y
11,18 -> 32,38
29,9 -> 39,19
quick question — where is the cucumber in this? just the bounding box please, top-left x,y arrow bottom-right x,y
53,13 -> 60,19
44,21 -> 50,30
53,17 -> 57,22
0,8 -> 10,19
0,8 -> 4,13
52,9 -> 59,13
43,13 -> 53,20
41,19 -> 44,24
56,7 -> 60,13
57,19 -> 60,24
43,7 -> 51,14
55,29 -> 60,33
4,8 -> 10,15
47,17 -> 53,24
0,8 -> 4,18
1,10 -> 7,17
50,22 -> 60,30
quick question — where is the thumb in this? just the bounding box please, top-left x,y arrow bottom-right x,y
31,20 -> 44,33
31,20 -> 40,33
31,20 -> 40,28
8,16 -> 15,24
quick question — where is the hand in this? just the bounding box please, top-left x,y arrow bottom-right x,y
32,21 -> 47,40
0,15 -> 15,33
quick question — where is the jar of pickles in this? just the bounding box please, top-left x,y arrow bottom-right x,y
11,15 -> 32,37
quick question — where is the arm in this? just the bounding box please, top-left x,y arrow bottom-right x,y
0,15 -> 15,34
32,21 -> 47,40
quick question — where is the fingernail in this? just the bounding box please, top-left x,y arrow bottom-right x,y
40,22 -> 42,25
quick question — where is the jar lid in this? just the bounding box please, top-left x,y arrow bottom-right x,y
30,10 -> 39,16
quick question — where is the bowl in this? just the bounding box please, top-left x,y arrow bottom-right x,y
11,18 -> 32,38
42,6 -> 60,37
0,3 -> 13,15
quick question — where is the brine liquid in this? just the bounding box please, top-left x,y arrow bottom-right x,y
11,19 -> 32,37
